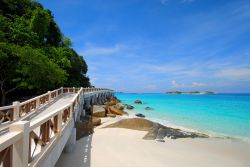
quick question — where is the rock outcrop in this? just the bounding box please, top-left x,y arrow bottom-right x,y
106,96 -> 121,105
107,105 -> 128,116
104,118 -> 209,141
92,105 -> 106,117
105,118 -> 153,131
134,100 -> 142,104
135,113 -> 145,118
92,116 -> 101,126
125,104 -> 134,110
77,96 -> 125,140
104,96 -> 128,116
107,113 -> 116,117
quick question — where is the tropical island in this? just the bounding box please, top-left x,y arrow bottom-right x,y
165,91 -> 216,94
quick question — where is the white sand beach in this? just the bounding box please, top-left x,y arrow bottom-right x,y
55,117 -> 250,167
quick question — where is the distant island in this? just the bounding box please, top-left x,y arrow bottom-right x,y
165,91 -> 216,94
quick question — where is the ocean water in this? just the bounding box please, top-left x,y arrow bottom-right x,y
115,93 -> 250,139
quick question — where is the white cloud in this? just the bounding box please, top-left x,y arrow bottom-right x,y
90,77 -> 98,84
216,68 -> 250,81
81,44 -> 125,56
171,80 -> 176,85
171,80 -> 207,88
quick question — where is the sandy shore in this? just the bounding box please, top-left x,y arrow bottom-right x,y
55,116 -> 250,167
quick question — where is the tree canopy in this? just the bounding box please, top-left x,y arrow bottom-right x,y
0,0 -> 90,106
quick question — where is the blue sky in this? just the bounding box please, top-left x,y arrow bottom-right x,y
39,0 -> 250,93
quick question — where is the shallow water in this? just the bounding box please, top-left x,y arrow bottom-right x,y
116,93 -> 250,139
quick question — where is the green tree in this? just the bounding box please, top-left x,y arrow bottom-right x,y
30,8 -> 51,43
0,0 -> 91,106
0,43 -> 67,105
0,0 -> 31,16
45,10 -> 62,46
0,42 -> 19,105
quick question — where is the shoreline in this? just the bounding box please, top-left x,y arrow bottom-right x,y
56,115 -> 250,167
124,109 -> 248,142
115,93 -> 250,140
119,99 -> 250,142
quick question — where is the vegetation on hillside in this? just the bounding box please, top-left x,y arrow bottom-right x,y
165,91 -> 216,94
0,0 -> 91,106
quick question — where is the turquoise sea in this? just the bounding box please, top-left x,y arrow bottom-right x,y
116,93 -> 250,140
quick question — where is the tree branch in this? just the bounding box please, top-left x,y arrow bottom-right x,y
5,86 -> 20,95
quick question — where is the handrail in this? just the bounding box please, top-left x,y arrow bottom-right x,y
0,131 -> 22,152
0,87 -> 113,125
0,105 -> 13,110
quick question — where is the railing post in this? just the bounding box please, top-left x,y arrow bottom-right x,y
48,91 -> 51,102
80,87 -> 83,95
73,87 -> 75,93
36,97 -> 40,110
41,121 -> 50,143
57,111 -> 62,133
70,104 -> 73,118
9,121 -> 30,167
12,101 -> 20,120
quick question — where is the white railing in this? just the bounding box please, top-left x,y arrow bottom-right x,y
0,87 -> 112,125
0,87 -> 113,167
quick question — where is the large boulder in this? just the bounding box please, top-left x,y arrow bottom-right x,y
135,113 -> 145,118
110,96 -> 121,103
126,105 -> 134,110
106,101 -> 117,106
107,113 -> 116,118
92,117 -> 101,126
155,128 -> 166,142
105,118 -> 209,140
92,105 -> 106,117
108,105 -> 128,116
106,96 -> 121,105
105,118 -> 153,131
134,100 -> 142,104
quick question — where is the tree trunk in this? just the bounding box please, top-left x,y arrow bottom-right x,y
0,84 -> 19,106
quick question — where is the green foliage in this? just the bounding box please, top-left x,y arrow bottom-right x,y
64,49 -> 90,87
204,91 -> 215,94
16,46 -> 67,89
0,0 -> 31,16
0,0 -> 91,106
62,36 -> 73,47
30,8 -> 51,42
46,19 -> 62,46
